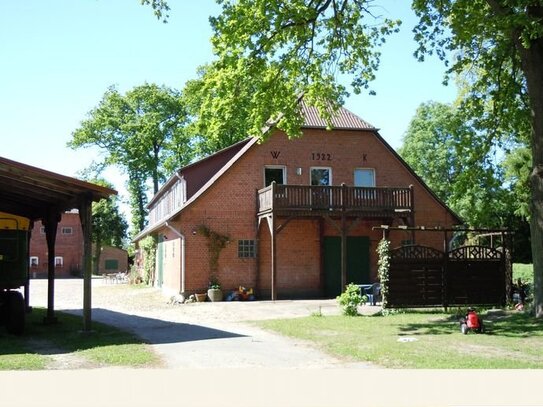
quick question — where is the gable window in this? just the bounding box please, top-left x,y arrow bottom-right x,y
264,166 -> 286,187
61,227 -> 73,235
55,257 -> 63,267
310,167 -> 332,186
354,168 -> 375,187
238,240 -> 256,258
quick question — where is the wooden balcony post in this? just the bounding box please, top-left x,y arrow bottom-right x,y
341,183 -> 346,212
409,184 -> 416,242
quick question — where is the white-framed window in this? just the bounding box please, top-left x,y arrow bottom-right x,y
310,167 -> 332,186
29,256 -> 39,267
40,226 -> 45,234
354,168 -> 375,187
264,166 -> 286,187
61,227 -> 73,235
54,256 -> 63,267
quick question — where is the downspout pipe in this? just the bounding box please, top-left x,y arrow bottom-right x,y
165,222 -> 186,295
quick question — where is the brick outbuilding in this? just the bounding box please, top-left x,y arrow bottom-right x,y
134,104 -> 461,299
29,211 -> 127,278
29,211 -> 84,278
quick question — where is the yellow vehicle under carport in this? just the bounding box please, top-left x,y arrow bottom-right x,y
0,211 -> 29,335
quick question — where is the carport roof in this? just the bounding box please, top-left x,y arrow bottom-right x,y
0,156 -> 116,220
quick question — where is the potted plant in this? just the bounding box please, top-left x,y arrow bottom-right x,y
207,276 -> 223,302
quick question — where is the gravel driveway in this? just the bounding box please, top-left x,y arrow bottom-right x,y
27,278 -> 374,369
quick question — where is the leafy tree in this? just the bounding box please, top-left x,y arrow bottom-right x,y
89,179 -> 128,275
400,102 -> 463,206
182,64 -> 255,155
141,0 -> 170,22
188,0 -> 400,143
399,101 -> 510,228
69,83 -> 193,234
411,1 -> 543,317
503,145 -> 532,220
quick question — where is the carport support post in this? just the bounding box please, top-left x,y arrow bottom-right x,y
80,200 -> 92,332
43,211 -> 60,324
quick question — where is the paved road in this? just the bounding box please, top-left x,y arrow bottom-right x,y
27,278 -> 374,369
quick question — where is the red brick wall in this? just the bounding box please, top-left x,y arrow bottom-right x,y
29,212 -> 83,277
153,128 -> 458,297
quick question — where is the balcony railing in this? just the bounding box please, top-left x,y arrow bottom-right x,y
148,177 -> 186,226
258,183 -> 413,216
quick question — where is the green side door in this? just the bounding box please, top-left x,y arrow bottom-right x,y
323,236 -> 370,297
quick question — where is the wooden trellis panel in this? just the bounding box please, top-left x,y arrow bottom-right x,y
446,246 -> 505,306
387,245 -> 506,308
388,245 -> 445,308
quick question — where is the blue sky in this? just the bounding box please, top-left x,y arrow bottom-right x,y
0,0 -> 456,206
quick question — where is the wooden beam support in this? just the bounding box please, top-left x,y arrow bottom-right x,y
323,215 -> 341,234
276,215 -> 295,235
341,215 -> 347,293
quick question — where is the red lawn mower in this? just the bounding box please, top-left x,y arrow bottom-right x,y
460,308 -> 484,334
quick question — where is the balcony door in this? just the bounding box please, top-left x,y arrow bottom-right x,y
310,167 -> 332,209
264,166 -> 285,187
354,168 -> 375,187
354,168 -> 376,205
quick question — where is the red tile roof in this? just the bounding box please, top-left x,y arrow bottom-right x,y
301,102 -> 375,130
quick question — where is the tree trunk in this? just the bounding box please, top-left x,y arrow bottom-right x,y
520,36 -> 543,318
93,240 -> 101,276
128,174 -> 148,233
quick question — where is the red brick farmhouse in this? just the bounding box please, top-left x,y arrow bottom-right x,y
134,104 -> 461,299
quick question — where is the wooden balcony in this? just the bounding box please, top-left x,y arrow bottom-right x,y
257,183 -> 413,219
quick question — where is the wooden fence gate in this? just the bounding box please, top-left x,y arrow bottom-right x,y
387,245 -> 506,308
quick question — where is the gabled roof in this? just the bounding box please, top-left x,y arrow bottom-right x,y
133,137 -> 258,240
300,103 -> 376,130
134,103 -> 461,241
0,156 -> 116,220
148,138 -> 253,208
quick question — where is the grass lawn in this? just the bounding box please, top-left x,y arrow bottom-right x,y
257,309 -> 543,368
513,263 -> 533,284
0,308 -> 162,370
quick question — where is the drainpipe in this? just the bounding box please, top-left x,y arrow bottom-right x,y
165,222 -> 186,295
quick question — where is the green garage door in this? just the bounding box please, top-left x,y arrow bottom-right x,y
323,236 -> 370,297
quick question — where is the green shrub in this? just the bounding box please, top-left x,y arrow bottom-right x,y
336,283 -> 367,316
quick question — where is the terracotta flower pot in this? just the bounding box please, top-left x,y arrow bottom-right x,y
195,293 -> 207,302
